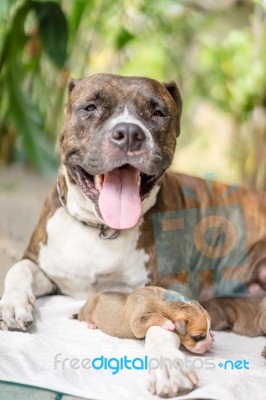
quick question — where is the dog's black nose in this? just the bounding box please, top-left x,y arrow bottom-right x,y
110,122 -> 146,152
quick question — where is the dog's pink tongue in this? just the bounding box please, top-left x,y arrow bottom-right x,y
98,167 -> 141,229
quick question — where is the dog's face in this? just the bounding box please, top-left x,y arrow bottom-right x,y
60,73 -> 182,229
173,303 -> 213,354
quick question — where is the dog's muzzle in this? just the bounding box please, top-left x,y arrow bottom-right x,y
110,122 -> 147,154
68,123 -> 162,231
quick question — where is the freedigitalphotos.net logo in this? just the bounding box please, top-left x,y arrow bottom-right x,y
152,174 -> 249,300
54,353 -> 216,375
54,354 -> 251,375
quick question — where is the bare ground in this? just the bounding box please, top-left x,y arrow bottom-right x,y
0,166 -> 51,296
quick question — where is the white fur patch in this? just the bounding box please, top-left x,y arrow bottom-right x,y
39,207 -> 149,298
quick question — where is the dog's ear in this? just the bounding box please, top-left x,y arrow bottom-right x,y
68,78 -> 77,94
64,79 -> 77,114
163,81 -> 182,137
175,320 -> 187,335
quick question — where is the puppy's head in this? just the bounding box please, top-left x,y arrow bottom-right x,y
173,302 -> 212,354
60,73 -> 182,230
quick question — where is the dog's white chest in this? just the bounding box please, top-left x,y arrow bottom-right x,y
39,208 -> 149,298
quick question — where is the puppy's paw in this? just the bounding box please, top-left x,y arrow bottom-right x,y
160,319 -> 175,332
248,260 -> 266,295
87,321 -> 98,329
0,290 -> 36,331
148,360 -> 198,397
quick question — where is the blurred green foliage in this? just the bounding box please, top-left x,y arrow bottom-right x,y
0,0 -> 265,187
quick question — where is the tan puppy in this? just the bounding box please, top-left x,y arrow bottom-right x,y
78,287 -> 213,354
203,296 -> 266,337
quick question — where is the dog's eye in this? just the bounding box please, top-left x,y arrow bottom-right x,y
192,335 -> 206,342
84,104 -> 97,112
152,110 -> 165,118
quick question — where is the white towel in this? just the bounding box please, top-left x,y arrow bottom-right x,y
0,295 -> 265,400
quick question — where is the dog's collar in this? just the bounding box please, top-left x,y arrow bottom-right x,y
56,177 -> 120,240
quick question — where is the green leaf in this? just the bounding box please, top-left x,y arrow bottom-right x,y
6,66 -> 58,176
33,1 -> 68,68
70,0 -> 94,33
0,1 -> 30,72
115,27 -> 135,49
68,0 -> 94,47
0,0 -> 16,22
0,0 -> 58,176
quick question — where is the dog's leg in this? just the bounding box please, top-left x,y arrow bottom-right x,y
78,293 -> 100,322
78,294 -> 100,329
145,326 -> 198,397
131,313 -> 175,338
0,259 -> 55,331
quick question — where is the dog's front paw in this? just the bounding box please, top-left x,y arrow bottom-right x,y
0,290 -> 36,331
148,359 -> 198,397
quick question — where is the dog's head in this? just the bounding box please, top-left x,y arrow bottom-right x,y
173,302 -> 213,354
60,73 -> 182,229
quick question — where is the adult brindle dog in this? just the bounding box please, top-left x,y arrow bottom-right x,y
1,74 -> 266,396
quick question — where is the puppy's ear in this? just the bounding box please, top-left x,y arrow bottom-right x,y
205,302 -> 233,332
175,320 -> 187,335
163,81 -> 182,137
